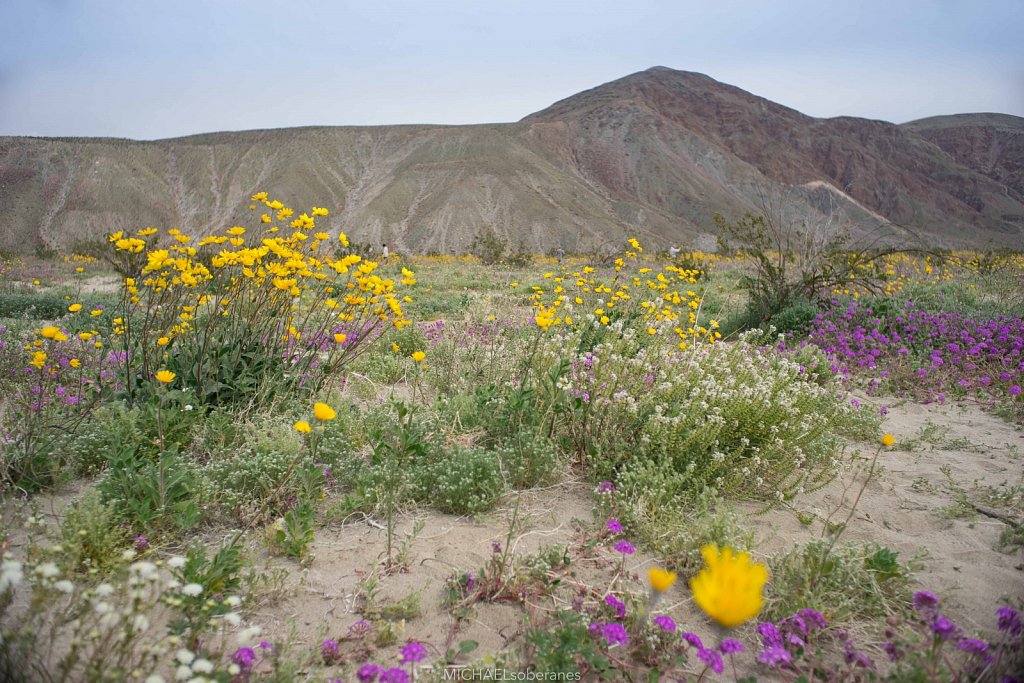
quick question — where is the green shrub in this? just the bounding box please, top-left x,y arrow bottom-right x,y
57,489 -> 131,576
766,298 -> 819,334
0,292 -> 68,319
412,447 -> 504,515
494,430 -> 563,489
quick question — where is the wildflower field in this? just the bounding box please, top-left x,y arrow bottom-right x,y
1,195 -> 1023,682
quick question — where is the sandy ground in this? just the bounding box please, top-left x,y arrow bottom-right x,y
3,396 -> 1022,675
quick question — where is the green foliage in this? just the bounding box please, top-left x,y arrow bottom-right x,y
493,430 -> 563,489
469,226 -> 508,265
412,447 -> 504,515
525,609 -> 611,676
766,297 -> 820,334
167,535 -> 247,645
57,489 -> 131,577
97,450 -> 200,533
269,501 -> 317,562
766,540 -> 916,622
0,292 -> 70,319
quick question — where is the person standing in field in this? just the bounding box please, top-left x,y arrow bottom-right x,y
382,243 -> 390,260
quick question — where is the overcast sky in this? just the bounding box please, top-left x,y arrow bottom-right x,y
1,0 -> 1021,140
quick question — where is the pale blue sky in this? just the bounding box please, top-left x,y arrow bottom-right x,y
1,0 -> 1021,140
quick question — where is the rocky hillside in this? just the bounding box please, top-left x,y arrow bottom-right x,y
1,67 -> 1021,253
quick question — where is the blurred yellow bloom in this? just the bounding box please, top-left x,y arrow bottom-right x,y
293,420 -> 312,433
40,326 -> 61,339
334,333 -> 347,344
68,303 -> 82,313
313,402 -> 336,421
391,343 -> 400,353
411,351 -> 426,363
75,267 -> 84,273
155,370 -> 176,383
30,351 -> 47,369
69,358 -> 81,368
157,337 -> 170,346
881,433 -> 895,447
648,567 -> 677,593
690,545 -> 767,628
78,332 -> 93,341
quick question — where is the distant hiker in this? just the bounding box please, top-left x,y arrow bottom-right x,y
555,247 -> 565,264
668,245 -> 680,259
382,243 -> 390,260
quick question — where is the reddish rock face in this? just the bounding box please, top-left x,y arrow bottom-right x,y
0,67 -> 1021,252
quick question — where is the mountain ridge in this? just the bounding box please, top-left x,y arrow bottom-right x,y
1,67 -> 1021,254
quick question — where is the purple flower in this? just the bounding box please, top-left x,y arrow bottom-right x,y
613,540 -> 635,555
797,608 -> 827,630
697,647 -> 724,674
601,622 -> 629,646
757,645 -> 793,668
604,594 -> 626,618
400,641 -> 428,664
958,638 -> 990,656
348,619 -> 372,636
232,647 -> 256,669
258,641 -> 274,651
321,639 -> 340,662
719,639 -> 744,654
1011,385 -> 1022,397
379,668 -> 410,683
596,481 -> 616,495
756,622 -> 783,648
606,518 -> 622,534
681,632 -> 704,650
997,606 -> 1022,636
930,614 -> 960,640
357,664 -> 383,683
912,591 -> 940,612
133,535 -> 149,552
653,615 -> 676,633
465,571 -> 475,592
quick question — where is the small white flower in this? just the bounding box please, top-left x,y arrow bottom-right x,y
175,664 -> 192,681
236,625 -> 262,646
191,658 -> 213,674
131,561 -> 158,578
225,595 -> 241,607
145,676 -> 167,683
175,649 -> 196,665
132,614 -> 150,631
54,580 -> 74,594
95,582 -> 114,596
223,612 -> 241,626
35,562 -> 60,579
227,664 -> 241,676
93,601 -> 113,615
181,583 -> 203,597
167,556 -> 187,569
184,404 -> 194,411
121,549 -> 137,560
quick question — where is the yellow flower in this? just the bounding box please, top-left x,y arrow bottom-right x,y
411,351 -> 426,363
68,303 -> 82,313
155,370 -> 176,384
334,333 -> 347,344
391,343 -> 400,353
881,433 -> 895,447
648,567 -> 678,593
293,420 -> 312,433
91,309 -> 103,317
313,402 -> 336,421
157,337 -> 170,346
69,358 -> 81,368
30,351 -> 47,369
690,545 -> 768,628
40,326 -> 61,339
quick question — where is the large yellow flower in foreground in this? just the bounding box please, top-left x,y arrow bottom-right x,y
690,545 -> 768,628
313,402 -> 336,421
155,370 -> 176,384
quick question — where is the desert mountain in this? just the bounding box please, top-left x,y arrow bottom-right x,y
1,67 -> 1022,254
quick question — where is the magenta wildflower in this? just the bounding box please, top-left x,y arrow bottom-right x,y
596,481 -> 616,495
613,540 -> 635,555
604,594 -> 626,618
681,632 -> 705,650
930,614 -> 960,640
912,591 -> 940,611
757,645 -> 793,668
399,641 -> 428,664
232,647 -> 256,670
1011,384 -> 1022,397
653,615 -> 676,633
958,639 -> 990,656
997,607 -> 1022,636
601,622 -> 629,646
719,639 -> 744,654
379,668 -> 410,683
606,518 -> 622,534
357,664 -> 383,682
133,535 -> 149,552
697,647 -> 724,674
